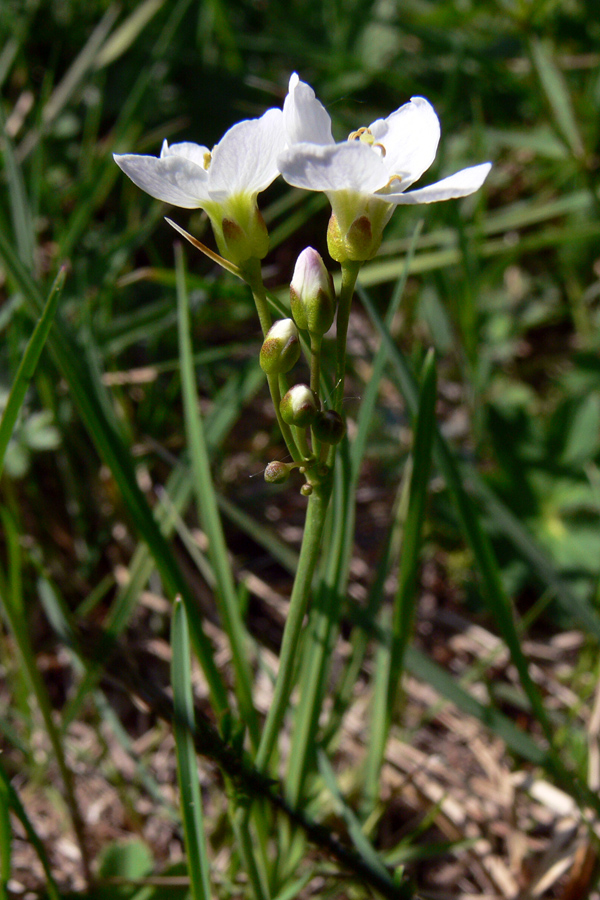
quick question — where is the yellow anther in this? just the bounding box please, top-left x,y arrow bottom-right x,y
374,142 -> 386,157
387,174 -> 403,187
348,126 -> 370,141
203,151 -> 212,170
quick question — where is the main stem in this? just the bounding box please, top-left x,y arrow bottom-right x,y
333,261 -> 361,414
254,476 -> 333,773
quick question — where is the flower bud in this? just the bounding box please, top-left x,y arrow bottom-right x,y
290,248 -> 335,336
280,384 -> 320,427
313,409 -> 346,444
259,319 -> 301,375
264,461 -> 292,484
300,483 -> 313,496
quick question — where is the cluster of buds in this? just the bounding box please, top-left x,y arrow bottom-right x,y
260,248 -> 347,491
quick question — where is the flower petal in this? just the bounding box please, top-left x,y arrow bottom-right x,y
208,107 -> 285,198
160,140 -> 211,166
279,140 -> 389,193
369,96 -> 440,189
283,73 -> 334,146
385,162 -> 492,205
113,151 -> 210,208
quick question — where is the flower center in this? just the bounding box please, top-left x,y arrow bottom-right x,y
348,126 -> 386,157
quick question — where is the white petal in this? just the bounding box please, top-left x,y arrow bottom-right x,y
160,140 -> 211,166
208,107 -> 285,198
385,162 -> 492,205
279,141 -> 388,193
283,73 -> 334,146
370,97 -> 440,189
113,152 -> 210,207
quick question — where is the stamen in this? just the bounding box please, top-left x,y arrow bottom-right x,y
387,174 -> 402,187
203,151 -> 212,170
374,142 -> 386,157
348,126 -> 370,141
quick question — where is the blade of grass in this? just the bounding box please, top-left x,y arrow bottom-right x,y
0,768 -> 10,900
171,599 -> 212,900
361,350 -> 437,816
317,750 -> 398,890
0,267 -> 64,478
0,760 -> 61,900
0,220 -> 229,719
16,5 -> 120,162
0,508 -> 91,884
175,243 -> 259,749
359,284 -> 600,812
0,101 -> 35,269
529,36 -> 585,160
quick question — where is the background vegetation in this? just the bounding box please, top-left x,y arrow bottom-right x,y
1,0 -> 600,897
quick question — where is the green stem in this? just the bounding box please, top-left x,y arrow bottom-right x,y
242,258 -> 302,464
333,262 -> 361,414
254,476 -> 333,773
309,333 -> 322,396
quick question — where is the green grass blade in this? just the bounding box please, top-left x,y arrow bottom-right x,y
404,647 -> 548,765
175,243 -> 259,748
0,768 -> 10,900
0,508 -> 91,883
358,286 -> 555,739
362,350 -> 437,815
317,750 -> 398,890
529,36 -> 585,160
0,227 -> 229,717
0,760 -> 61,900
0,268 -> 64,478
387,349 -> 437,718
0,101 -> 35,269
171,599 -> 212,900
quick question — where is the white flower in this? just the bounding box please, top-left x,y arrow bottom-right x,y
114,108 -> 285,264
279,74 -> 492,261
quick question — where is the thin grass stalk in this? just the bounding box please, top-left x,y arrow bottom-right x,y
171,599 -> 212,900
0,228 -> 229,717
0,761 -> 61,900
175,244 -> 259,748
0,508 -> 92,885
0,767 -> 11,900
358,286 -> 600,810
361,350 -> 437,816
0,268 -> 64,477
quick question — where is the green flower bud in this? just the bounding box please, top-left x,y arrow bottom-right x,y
280,384 -> 320,427
290,247 -> 336,336
300,483 -> 313,496
264,461 -> 292,484
259,319 -> 301,375
313,409 -> 346,444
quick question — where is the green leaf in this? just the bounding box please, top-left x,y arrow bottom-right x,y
171,599 -> 212,900
0,268 -> 64,478
97,840 -> 154,880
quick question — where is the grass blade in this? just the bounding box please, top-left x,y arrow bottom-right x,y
0,760 -> 61,900
175,243 -> 259,748
0,227 -> 229,716
0,267 -> 64,478
362,350 -> 437,815
529,36 -> 585,160
171,599 -> 212,900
